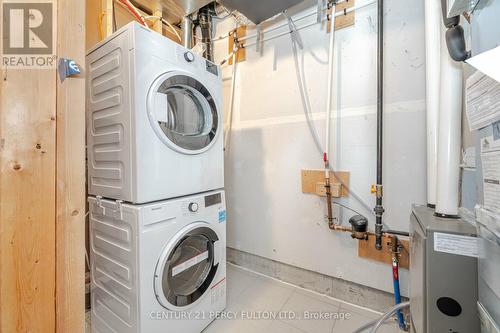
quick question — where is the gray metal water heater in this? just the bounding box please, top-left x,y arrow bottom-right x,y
409,205 -> 480,333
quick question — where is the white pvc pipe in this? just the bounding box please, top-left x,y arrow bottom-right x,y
325,3 -> 336,177
424,0 -> 442,207
435,23 -> 463,217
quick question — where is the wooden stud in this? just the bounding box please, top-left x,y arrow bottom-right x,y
327,0 -> 355,33
228,26 -> 247,65
301,169 -> 350,197
101,0 -> 114,38
56,0 -> 86,332
358,234 -> 410,269
152,1 -> 163,33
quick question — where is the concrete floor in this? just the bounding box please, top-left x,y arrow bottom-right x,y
86,264 -> 404,333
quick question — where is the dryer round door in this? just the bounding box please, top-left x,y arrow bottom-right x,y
147,72 -> 220,155
154,222 -> 221,310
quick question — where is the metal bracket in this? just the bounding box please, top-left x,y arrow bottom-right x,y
255,24 -> 263,53
96,195 -> 105,215
115,200 -> 124,220
317,0 -> 325,23
283,11 -> 303,49
58,58 -> 81,82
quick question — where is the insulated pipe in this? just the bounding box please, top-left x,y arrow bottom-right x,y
353,301 -> 410,333
424,0 -> 442,208
435,22 -> 462,218
325,1 -> 337,228
181,16 -> 193,49
374,0 -> 385,250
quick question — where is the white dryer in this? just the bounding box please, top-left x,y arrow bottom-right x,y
89,190 -> 226,333
86,22 -> 223,204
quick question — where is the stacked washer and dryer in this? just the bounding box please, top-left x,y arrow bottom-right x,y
86,22 -> 226,333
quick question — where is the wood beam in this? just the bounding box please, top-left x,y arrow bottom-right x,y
152,1 -> 163,33
56,0 -> 86,332
101,0 -> 114,38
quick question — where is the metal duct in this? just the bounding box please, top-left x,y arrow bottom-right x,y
159,0 -> 214,16
218,0 -> 304,24
181,16 -> 193,48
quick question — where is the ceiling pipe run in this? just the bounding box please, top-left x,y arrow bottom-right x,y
435,16 -> 463,218
181,16 -> 193,48
424,0 -> 441,208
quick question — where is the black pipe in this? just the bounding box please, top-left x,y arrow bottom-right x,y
374,0 -> 385,250
384,229 -> 410,237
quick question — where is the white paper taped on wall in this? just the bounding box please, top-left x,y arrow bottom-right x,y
434,232 -> 478,258
481,133 -> 500,215
466,70 -> 500,131
172,251 -> 209,277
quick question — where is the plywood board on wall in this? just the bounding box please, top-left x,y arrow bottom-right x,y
327,0 -> 355,32
301,169 -> 350,197
228,25 -> 246,65
358,234 -> 410,269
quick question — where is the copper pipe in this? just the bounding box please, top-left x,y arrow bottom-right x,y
329,224 -> 352,232
328,224 -> 405,244
325,176 -> 334,228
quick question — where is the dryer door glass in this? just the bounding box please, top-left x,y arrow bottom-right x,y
149,75 -> 219,153
157,226 -> 219,308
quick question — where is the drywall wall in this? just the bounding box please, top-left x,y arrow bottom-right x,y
214,0 -> 426,295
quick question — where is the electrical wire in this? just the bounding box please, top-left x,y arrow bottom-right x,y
332,201 -> 365,217
116,0 -> 148,27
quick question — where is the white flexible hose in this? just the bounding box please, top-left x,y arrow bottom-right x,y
224,48 -> 238,151
352,301 -> 410,333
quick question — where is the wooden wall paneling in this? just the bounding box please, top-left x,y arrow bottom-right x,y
0,65 -> 57,332
56,0 -> 86,331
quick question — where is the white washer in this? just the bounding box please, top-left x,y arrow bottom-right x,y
89,190 -> 226,333
86,22 -> 224,204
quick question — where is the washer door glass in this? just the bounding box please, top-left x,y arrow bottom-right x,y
149,74 -> 219,153
156,226 -> 219,308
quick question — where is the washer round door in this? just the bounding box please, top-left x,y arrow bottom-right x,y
154,222 -> 221,310
147,72 -> 220,155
